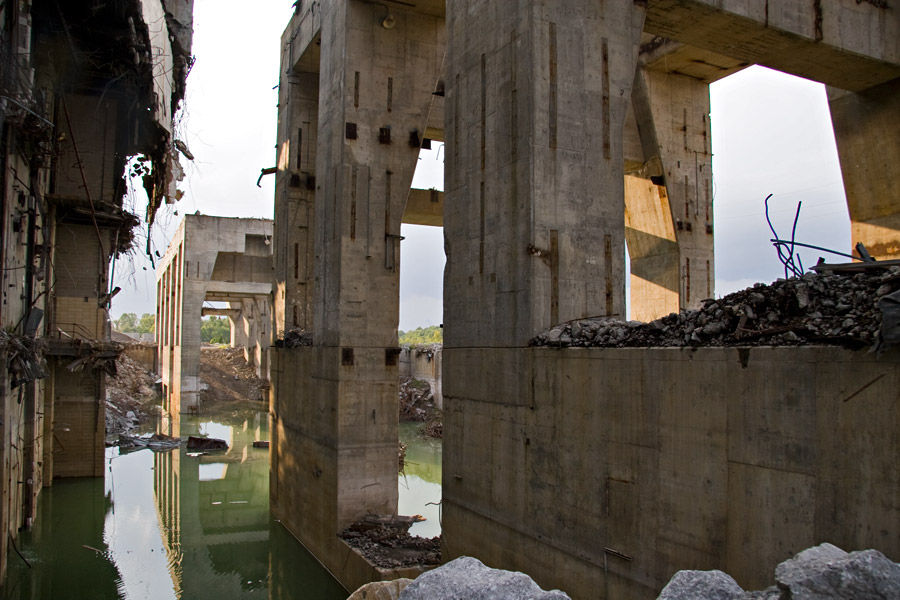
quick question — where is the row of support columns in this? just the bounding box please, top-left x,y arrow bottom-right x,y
270,0 -> 900,594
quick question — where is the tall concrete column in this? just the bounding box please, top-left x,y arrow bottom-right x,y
273,68 -> 318,336
271,0 -> 444,554
443,2 -> 646,348
626,68 -> 714,321
829,77 -> 900,260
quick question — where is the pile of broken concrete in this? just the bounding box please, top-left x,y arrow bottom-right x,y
532,267 -> 900,350
658,543 -> 900,599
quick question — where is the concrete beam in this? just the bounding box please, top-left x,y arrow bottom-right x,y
402,188 -> 443,227
645,0 -> 900,92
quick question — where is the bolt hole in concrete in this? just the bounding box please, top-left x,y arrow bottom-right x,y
4,401 -> 441,599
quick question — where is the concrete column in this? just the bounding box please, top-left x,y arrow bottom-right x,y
443,2 -> 646,348
829,77 -> 900,260
626,68 -> 714,321
278,0 -> 444,535
273,69 -> 318,336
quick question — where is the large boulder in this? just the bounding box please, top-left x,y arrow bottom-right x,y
774,543 -> 900,600
655,543 -> 900,599
657,570 -> 743,600
398,556 -> 570,600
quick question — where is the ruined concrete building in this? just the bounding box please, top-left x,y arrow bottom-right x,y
156,215 -> 274,419
0,0 -> 191,584
269,1 -> 900,598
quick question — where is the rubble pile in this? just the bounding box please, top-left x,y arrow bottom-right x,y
199,346 -> 268,404
106,352 -> 160,438
341,516 -> 441,570
532,268 -> 900,350
274,328 -> 313,348
399,377 -> 434,422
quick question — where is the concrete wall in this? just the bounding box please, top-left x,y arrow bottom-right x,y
123,343 -> 159,374
443,346 -> 900,599
269,347 -> 422,593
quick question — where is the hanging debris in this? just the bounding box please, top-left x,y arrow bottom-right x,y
0,331 -> 49,388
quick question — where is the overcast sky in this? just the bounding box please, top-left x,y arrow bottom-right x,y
112,1 -> 850,331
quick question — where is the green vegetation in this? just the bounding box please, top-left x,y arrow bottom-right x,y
398,325 -> 442,346
201,316 -> 231,344
114,312 -> 155,334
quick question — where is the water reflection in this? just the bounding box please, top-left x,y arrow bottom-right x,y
5,406 -> 346,600
398,423 -> 443,539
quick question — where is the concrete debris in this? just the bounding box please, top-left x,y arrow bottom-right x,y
398,556 -> 571,600
532,268 -> 900,350
0,330 -> 49,387
186,436 -> 228,451
656,543 -> 900,599
275,328 -> 313,347
400,377 -> 442,438
199,346 -> 269,405
348,579 -> 413,600
117,433 -> 181,452
105,352 -> 161,440
341,518 -> 440,570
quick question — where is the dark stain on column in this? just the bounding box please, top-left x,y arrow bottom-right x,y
511,29 -> 518,162
706,259 -> 711,298
601,37 -> 610,159
684,175 -> 690,220
350,167 -> 357,240
682,107 -> 688,150
385,170 -> 393,269
549,23 -> 558,150
604,234 -> 613,315
550,230 -> 559,325
479,180 -> 485,275
296,128 -> 303,169
814,0 -> 823,42
294,243 -> 299,279
454,73 -> 460,165
387,76 -> 393,112
481,53 -> 487,170
686,257 -> 692,304
354,71 -> 360,108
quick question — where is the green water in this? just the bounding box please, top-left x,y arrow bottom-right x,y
3,410 -> 443,600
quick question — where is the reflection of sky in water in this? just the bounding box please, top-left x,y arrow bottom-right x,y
199,421 -> 233,446
104,448 -> 178,600
398,423 -> 443,539
198,462 -> 228,482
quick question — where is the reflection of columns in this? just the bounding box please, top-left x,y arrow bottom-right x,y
829,78 -> 900,260
273,68 -> 318,336
444,3 -> 644,348
626,68 -> 714,322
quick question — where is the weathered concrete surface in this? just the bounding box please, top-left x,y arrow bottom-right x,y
269,347 -> 426,593
157,216 -> 273,417
442,346 -> 900,600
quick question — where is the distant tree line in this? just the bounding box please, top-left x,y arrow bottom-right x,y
114,312 -> 155,334
398,325 -> 442,345
201,317 -> 230,344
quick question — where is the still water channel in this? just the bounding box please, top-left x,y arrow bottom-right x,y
4,406 -> 442,599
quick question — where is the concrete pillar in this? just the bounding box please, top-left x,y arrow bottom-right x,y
273,69 -> 318,336
228,301 -> 249,350
272,0 -> 444,547
626,68 -> 714,321
829,77 -> 900,260
443,3 -> 645,348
